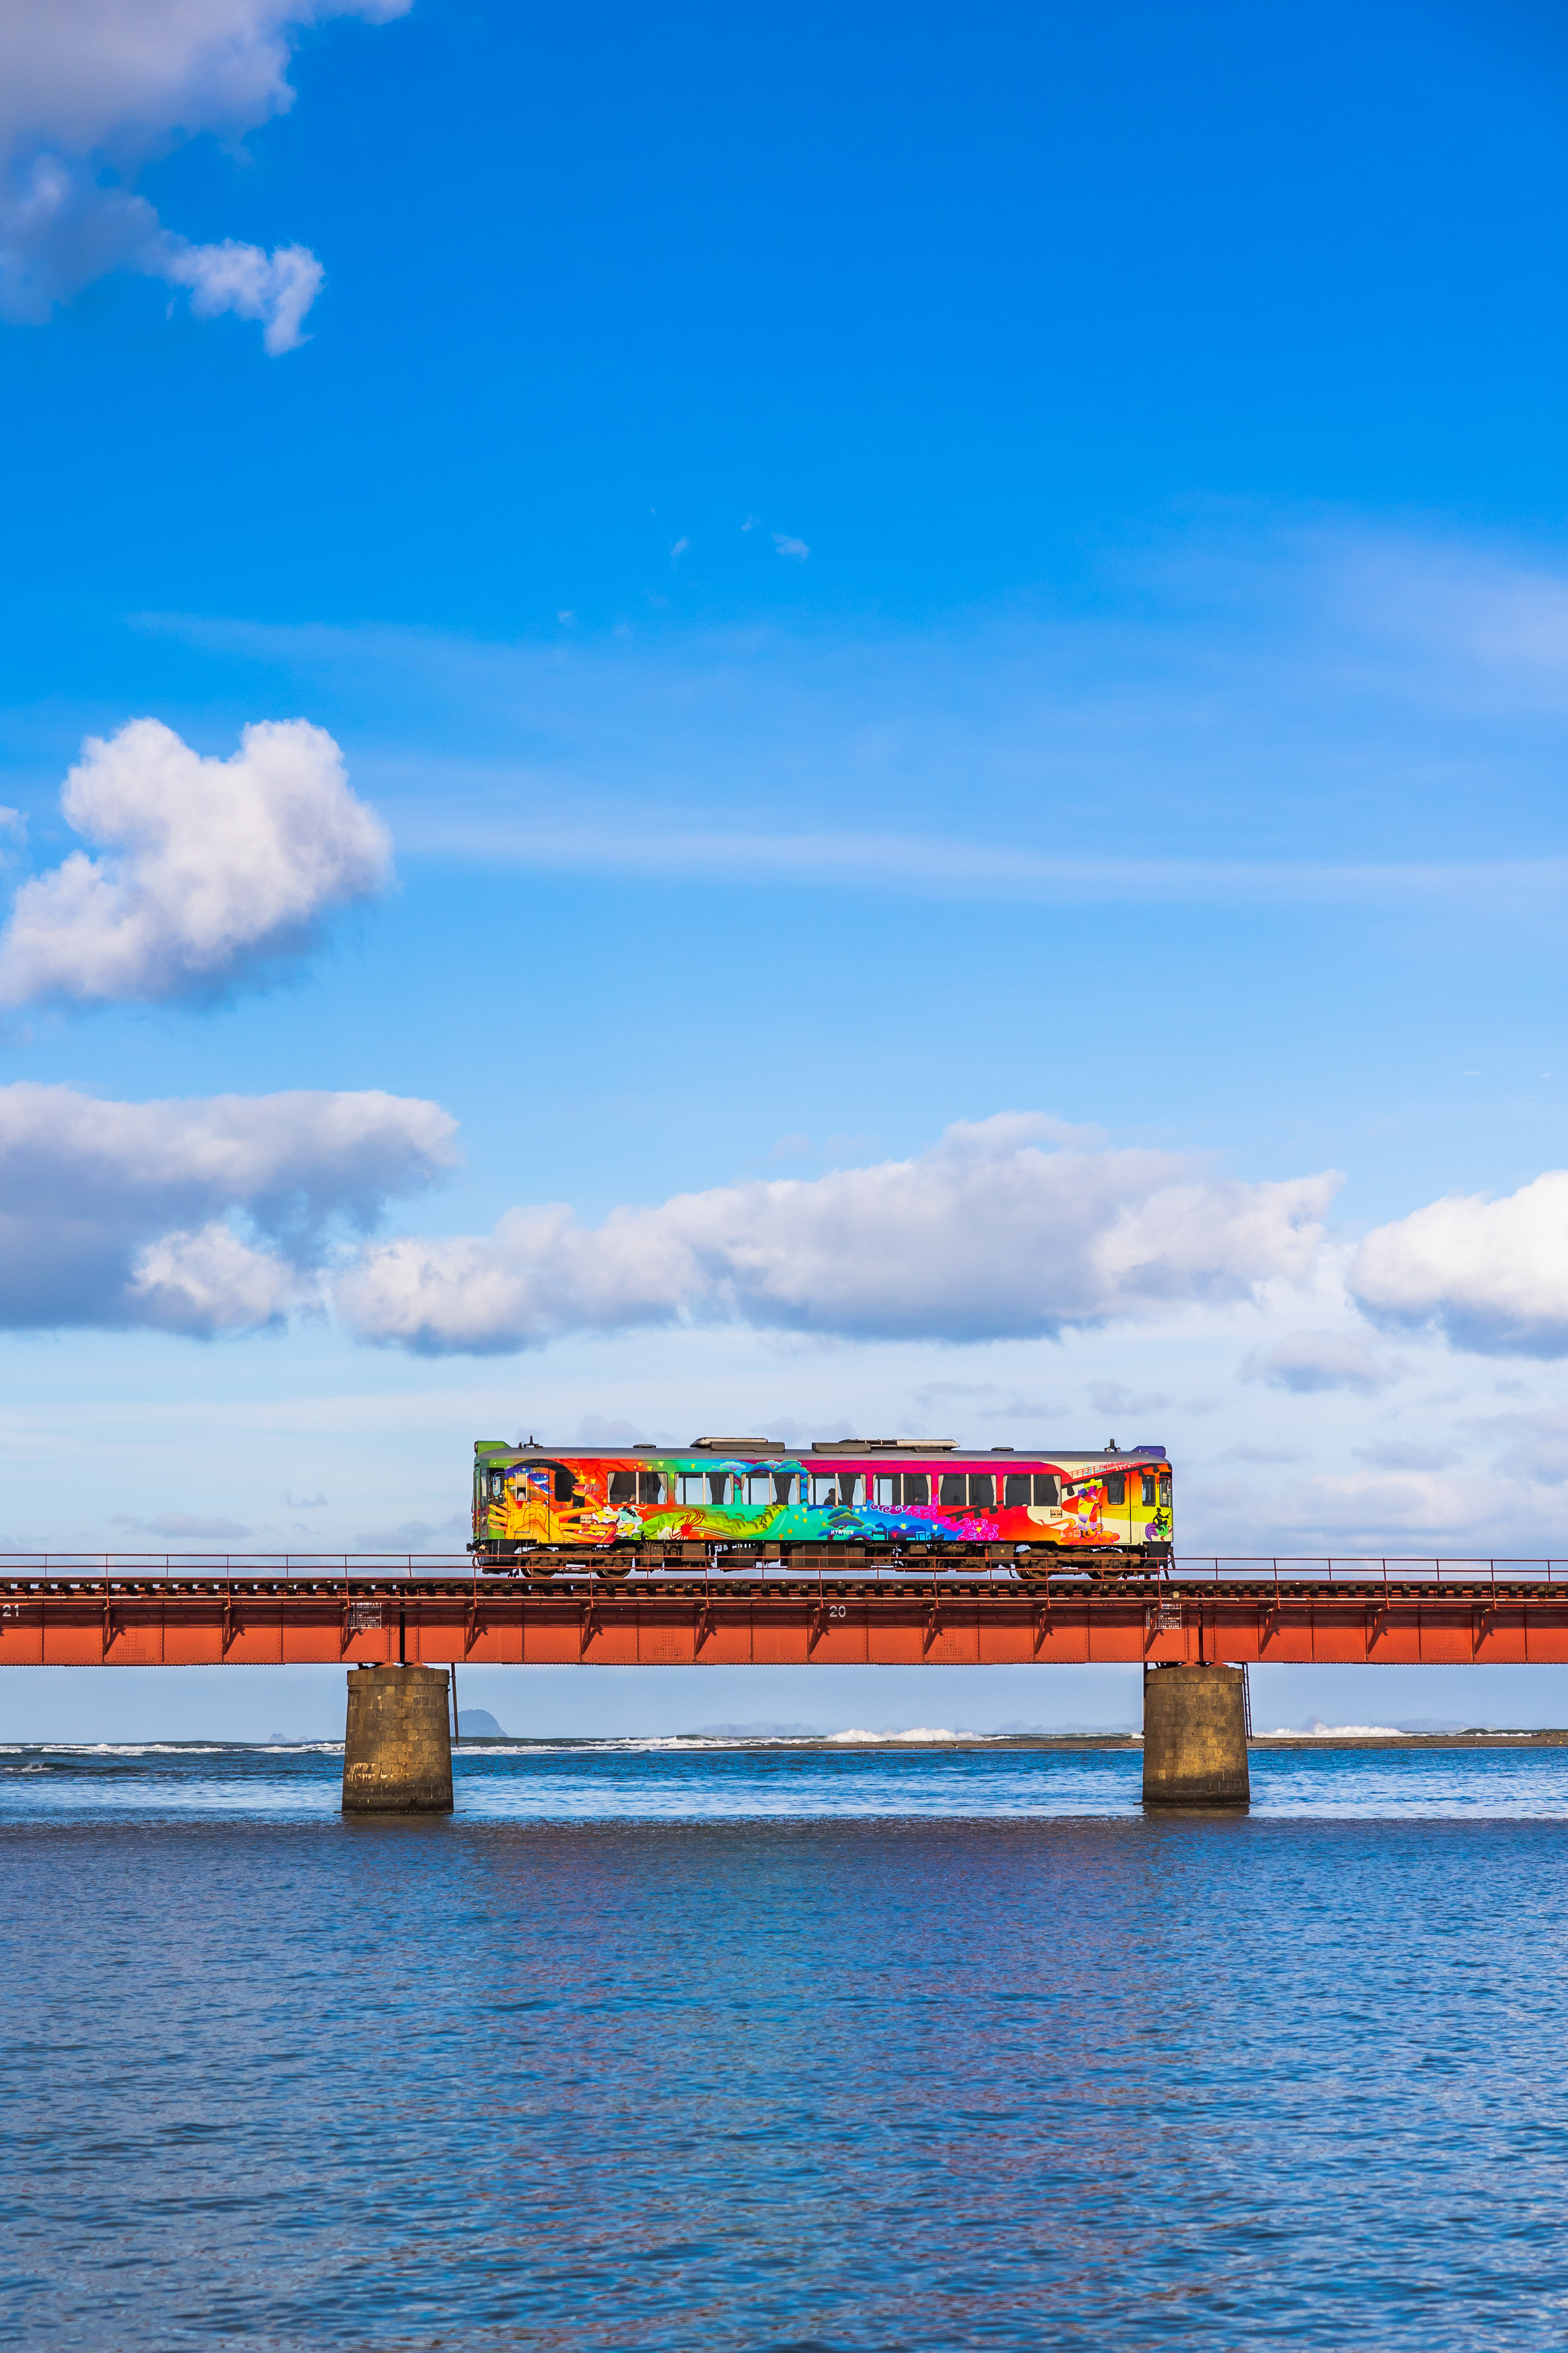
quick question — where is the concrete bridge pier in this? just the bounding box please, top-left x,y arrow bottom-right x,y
1142,1663 -> 1250,1809
342,1663 -> 454,1814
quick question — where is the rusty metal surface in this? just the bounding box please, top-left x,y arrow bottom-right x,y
3,1554 -> 1568,1665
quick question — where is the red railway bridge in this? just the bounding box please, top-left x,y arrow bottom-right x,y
2,1552 -> 1567,1668
8,1553 -> 1560,1813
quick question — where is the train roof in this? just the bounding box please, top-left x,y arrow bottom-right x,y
475,1437 -> 1168,1461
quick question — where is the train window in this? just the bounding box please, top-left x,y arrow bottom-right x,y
874,1475 -> 900,1507
939,1472 -> 966,1508
773,1471 -> 797,1506
638,1471 -> 666,1505
676,1472 -> 708,1506
745,1472 -> 774,1506
486,1469 -> 505,1501
809,1471 -> 840,1507
1003,1473 -> 1031,1508
1140,1473 -> 1156,1507
968,1472 -> 995,1509
838,1473 -> 863,1507
554,1467 -> 577,1503
1159,1474 -> 1171,1510
1033,1474 -> 1059,1507
707,1473 -> 730,1507
903,1471 -> 929,1507
1105,1473 -> 1126,1505
609,1471 -> 637,1505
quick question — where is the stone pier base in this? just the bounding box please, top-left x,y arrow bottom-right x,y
342,1664 -> 454,1814
1142,1663 -> 1250,1809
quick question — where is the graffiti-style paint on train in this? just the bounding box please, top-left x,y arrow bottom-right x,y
472,1439 -> 1172,1570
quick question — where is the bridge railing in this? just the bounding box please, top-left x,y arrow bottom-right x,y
0,1551 -> 1559,1588
1167,1557 -> 1565,1589
0,1552 -> 480,1578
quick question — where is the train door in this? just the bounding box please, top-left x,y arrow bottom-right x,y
515,1462 -> 555,1542
1103,1465 -> 1131,1546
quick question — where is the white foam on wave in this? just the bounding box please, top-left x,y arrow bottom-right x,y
37,1742 -> 230,1755
1269,1724 -> 1410,1738
829,1727 -> 988,1744
0,1741 -> 339,1757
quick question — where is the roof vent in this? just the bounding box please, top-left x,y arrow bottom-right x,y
691,1436 -> 786,1455
809,1438 -> 958,1453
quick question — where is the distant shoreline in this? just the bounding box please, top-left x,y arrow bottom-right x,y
448,1730 -> 1568,1752
1254,1730 -> 1568,1750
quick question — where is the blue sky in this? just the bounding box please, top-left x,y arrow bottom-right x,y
4,0 -> 1568,1734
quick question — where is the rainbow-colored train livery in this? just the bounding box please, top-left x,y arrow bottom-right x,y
471,1436 -> 1172,1577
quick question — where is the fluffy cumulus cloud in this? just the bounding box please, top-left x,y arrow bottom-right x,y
0,0 -> 408,349
336,1114 -> 1340,1355
0,717 -> 391,1006
1350,1172 -> 1568,1357
0,1082 -> 455,1334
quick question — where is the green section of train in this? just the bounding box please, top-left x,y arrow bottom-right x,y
471,1436 -> 1172,1578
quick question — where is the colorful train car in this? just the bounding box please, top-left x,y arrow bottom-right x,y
471,1436 -> 1172,1577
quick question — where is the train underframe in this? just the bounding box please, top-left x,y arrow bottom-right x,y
472,1540 -> 1173,1581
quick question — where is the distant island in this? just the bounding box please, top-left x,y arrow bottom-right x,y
457,1708 -> 505,1737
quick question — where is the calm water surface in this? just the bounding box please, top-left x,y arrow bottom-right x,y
2,1739 -> 1566,2349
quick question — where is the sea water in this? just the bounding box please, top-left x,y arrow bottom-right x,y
1,1739 -> 1565,2348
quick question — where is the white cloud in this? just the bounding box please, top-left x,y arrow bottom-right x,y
1243,1327 -> 1396,1394
336,1113 -> 1339,1355
163,235 -> 324,358
0,1081 -> 455,1334
0,717 -> 391,1006
0,0 -> 408,349
130,1221 -> 310,1333
1350,1172 -> 1568,1357
773,534 -> 809,560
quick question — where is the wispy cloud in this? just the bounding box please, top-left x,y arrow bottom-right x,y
385,815 -> 1568,909
132,515 -> 1568,911
1243,1328 -> 1398,1395
113,1510 -> 253,1539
